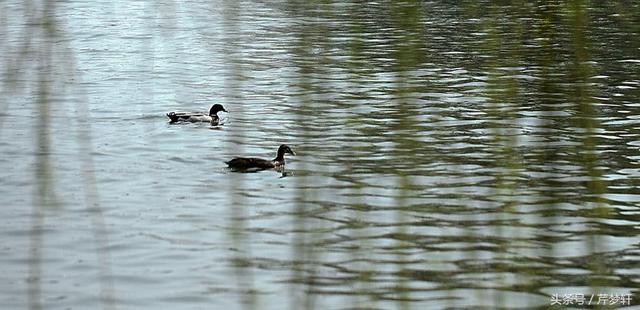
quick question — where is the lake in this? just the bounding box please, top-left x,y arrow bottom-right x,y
1,0 -> 639,309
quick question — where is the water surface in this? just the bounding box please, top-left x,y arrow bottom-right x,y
1,1 -> 639,309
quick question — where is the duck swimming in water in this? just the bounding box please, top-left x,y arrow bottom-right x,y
166,104 -> 227,125
226,144 -> 296,170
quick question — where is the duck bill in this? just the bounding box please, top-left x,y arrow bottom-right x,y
290,151 -> 296,156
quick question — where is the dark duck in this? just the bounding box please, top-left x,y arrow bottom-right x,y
226,144 -> 296,170
166,104 -> 227,125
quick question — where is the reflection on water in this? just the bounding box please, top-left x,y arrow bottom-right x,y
1,0 -> 639,309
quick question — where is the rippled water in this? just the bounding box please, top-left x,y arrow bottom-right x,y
1,1 -> 639,309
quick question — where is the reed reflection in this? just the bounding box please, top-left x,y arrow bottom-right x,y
2,1 -> 116,309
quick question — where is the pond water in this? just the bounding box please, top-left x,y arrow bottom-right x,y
1,1 -> 639,309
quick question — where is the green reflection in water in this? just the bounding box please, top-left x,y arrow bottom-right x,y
274,0 -> 634,308
2,1 -> 116,309
482,2 -> 530,307
388,2 -> 425,309
567,0 -> 610,292
222,1 -> 258,310
3,0 -> 637,309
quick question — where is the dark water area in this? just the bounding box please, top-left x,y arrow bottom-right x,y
1,1 -> 639,309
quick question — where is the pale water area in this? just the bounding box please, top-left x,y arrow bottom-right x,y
1,1 -> 639,309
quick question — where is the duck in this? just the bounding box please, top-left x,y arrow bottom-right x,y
166,104 -> 227,125
226,144 -> 296,170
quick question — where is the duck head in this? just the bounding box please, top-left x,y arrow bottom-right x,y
209,104 -> 228,116
278,144 -> 296,156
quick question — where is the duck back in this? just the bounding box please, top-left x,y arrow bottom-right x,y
226,157 -> 276,170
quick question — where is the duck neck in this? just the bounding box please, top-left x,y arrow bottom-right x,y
274,151 -> 285,164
